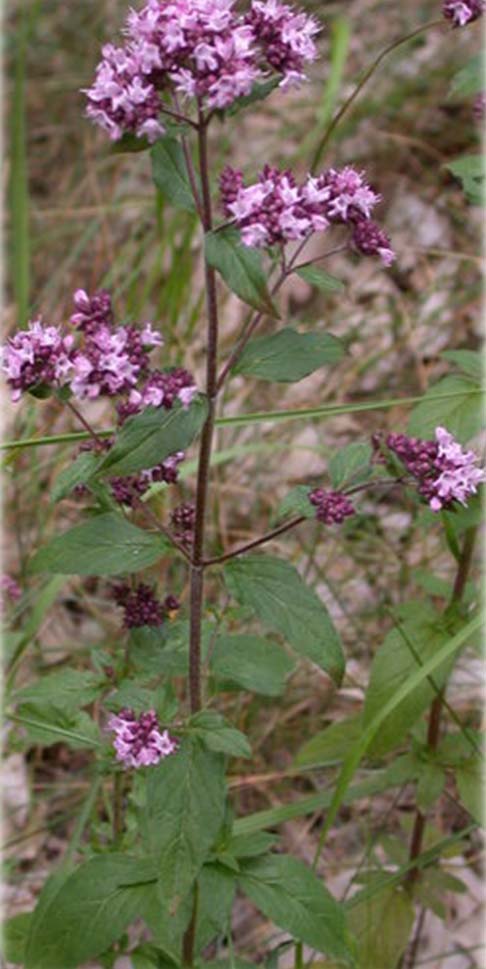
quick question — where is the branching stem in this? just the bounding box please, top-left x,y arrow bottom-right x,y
203,516 -> 305,566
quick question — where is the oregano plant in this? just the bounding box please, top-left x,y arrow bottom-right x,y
2,1 -> 484,967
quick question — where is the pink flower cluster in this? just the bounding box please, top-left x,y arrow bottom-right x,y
85,0 -> 320,141
2,290 -> 198,418
107,708 -> 178,768
1,321 -> 74,402
220,164 -> 395,264
443,0 -> 484,26
309,488 -> 355,524
69,289 -> 162,400
84,43 -> 165,143
387,426 -> 485,512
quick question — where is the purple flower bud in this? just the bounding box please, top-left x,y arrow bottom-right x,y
220,166 -> 245,215
170,502 -> 196,547
109,452 -> 185,506
308,488 -> 355,524
112,582 -> 165,628
163,594 -> 181,614
107,708 -> 178,769
352,219 -> 395,266
70,289 -> 113,333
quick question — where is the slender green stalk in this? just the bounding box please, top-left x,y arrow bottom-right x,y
311,19 -> 444,169
1,390 -> 482,451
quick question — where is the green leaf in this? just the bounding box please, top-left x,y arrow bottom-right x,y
211,634 -> 294,697
441,349 -> 483,382
29,513 -> 168,576
233,327 -> 344,383
407,375 -> 483,442
456,757 -> 484,825
15,702 -> 101,749
111,132 -> 151,153
238,855 -> 353,963
224,555 -> 345,685
416,762 -> 446,812
205,228 -> 278,316
449,54 -> 485,97
51,451 -> 100,502
97,396 -> 208,478
1,912 -> 32,965
13,669 -> 103,711
273,485 -> 315,524
445,154 -> 485,205
105,679 -> 155,715
349,887 -> 414,969
222,77 -> 280,117
328,443 -> 373,489
196,864 -> 236,951
151,136 -> 198,212
130,943 -> 178,969
223,831 -> 277,860
296,264 -> 345,293
295,715 -> 363,767
25,855 -> 156,969
142,885 -> 191,962
363,606 -> 460,756
144,738 -> 227,911
144,863 -> 237,959
130,619 -> 213,676
316,614 -> 482,850
190,710 -> 252,758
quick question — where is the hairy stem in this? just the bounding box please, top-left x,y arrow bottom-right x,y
311,19 -> 444,170
182,106 -> 221,969
187,108 -> 219,721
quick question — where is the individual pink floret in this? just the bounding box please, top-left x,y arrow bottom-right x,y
443,0 -> 484,26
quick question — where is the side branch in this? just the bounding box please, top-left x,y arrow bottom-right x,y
203,516 -> 306,566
